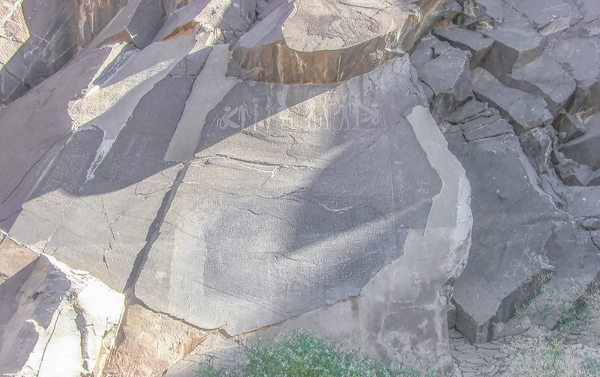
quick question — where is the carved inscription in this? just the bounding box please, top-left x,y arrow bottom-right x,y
39,148 -> 90,205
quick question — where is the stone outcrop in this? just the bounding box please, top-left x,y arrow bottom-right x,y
0,0 -> 474,374
2,0 -> 600,375
410,0 -> 600,344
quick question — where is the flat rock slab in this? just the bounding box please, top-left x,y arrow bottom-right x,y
137,55 -> 445,335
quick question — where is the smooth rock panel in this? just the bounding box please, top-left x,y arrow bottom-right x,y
137,55 -> 443,335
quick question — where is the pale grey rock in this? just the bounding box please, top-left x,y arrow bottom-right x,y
550,31 -> 600,114
561,114 -> 600,170
472,67 -> 553,134
581,217 -> 600,231
507,55 -> 577,115
138,51 -> 472,371
433,27 -> 494,68
0,255 -> 124,377
137,55 -> 442,335
481,14 -> 546,78
444,105 -> 566,342
416,47 -> 473,122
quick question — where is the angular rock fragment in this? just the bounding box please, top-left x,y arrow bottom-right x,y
416,47 -> 473,122
433,27 -> 494,68
231,0 -> 422,84
560,114 -> 600,171
0,255 -> 125,377
506,56 -> 577,115
554,113 -> 587,143
462,117 -> 513,142
443,100 -> 566,342
472,67 -> 553,134
481,14 -> 546,78
555,157 -> 594,186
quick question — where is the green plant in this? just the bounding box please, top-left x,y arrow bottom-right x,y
196,329 -> 447,377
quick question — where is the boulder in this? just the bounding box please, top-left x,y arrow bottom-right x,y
0,255 -> 125,377
415,46 -> 473,123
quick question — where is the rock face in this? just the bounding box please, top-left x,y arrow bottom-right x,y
0,0 -> 130,105
3,0 -> 600,375
0,0 -> 473,374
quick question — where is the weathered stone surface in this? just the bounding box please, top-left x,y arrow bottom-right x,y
472,67 -> 553,134
0,0 -> 129,105
444,103 -> 565,343
104,303 -> 208,377
506,55 -> 577,115
230,0 -> 422,84
433,27 -> 494,68
0,255 -> 125,377
480,12 -> 546,78
161,105 -> 472,374
137,55 -> 445,335
560,114 -> 600,171
415,47 -> 473,122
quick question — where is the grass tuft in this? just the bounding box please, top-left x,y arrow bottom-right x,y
196,329 -> 447,377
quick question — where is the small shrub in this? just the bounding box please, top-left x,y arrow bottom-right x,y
196,329 -> 447,377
